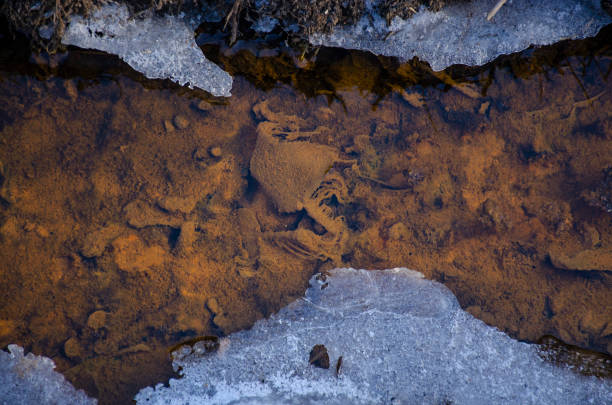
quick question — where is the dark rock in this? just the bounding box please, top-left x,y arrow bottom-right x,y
309,344 -> 330,369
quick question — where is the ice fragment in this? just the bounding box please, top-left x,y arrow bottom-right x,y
135,268 -> 612,404
310,0 -> 612,71
62,4 -> 233,97
0,344 -> 96,404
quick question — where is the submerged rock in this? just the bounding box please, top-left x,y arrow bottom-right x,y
310,0 -> 612,71
549,247 -> 612,271
135,268 -> 612,404
62,4 -> 233,97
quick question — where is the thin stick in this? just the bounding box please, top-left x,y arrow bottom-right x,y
487,0 -> 508,21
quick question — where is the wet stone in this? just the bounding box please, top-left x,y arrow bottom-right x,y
389,222 -> 407,241
549,248 -> 612,271
400,90 -> 425,108
209,146 -> 222,158
35,225 -> 50,238
173,115 -> 190,130
195,100 -> 212,112
309,344 -> 330,369
163,119 -> 174,133
478,101 -> 490,115
64,337 -> 83,359
63,80 -> 78,102
206,298 -> 221,315
86,310 -> 109,330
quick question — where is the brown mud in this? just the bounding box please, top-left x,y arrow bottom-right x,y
1,23 -> 612,405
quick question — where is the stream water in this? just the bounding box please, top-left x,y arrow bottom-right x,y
0,20 -> 611,404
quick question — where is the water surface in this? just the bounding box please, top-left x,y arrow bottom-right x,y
1,23 -> 611,404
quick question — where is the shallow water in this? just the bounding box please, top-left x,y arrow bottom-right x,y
1,22 -> 611,404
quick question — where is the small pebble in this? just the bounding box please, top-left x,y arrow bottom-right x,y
209,146 -> 222,157
35,225 -> 50,238
64,337 -> 82,359
173,115 -> 190,130
195,100 -> 212,112
212,314 -> 231,331
206,298 -> 221,315
163,119 -> 174,133
237,267 -> 256,278
87,310 -> 109,330
478,101 -> 490,115
309,344 -> 330,369
64,80 -> 78,102
389,222 -> 407,241
401,90 -> 424,108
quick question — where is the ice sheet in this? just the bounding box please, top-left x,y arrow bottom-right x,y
135,268 -> 612,404
0,344 -> 96,405
310,0 -> 612,71
62,4 -> 233,97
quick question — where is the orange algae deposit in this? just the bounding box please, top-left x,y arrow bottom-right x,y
1,24 -> 612,404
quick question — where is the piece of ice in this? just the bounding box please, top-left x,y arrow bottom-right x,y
310,0 -> 612,71
253,16 -> 279,33
38,25 -> 54,40
0,344 -> 96,405
135,268 -> 612,404
62,4 -> 233,97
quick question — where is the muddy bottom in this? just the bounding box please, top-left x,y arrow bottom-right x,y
0,24 -> 611,404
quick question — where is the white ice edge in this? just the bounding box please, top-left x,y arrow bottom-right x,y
0,344 -> 96,404
61,4 -> 233,97
58,0 -> 611,96
134,267 -> 612,405
309,0 -> 612,71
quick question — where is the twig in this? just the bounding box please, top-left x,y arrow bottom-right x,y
223,0 -> 243,45
487,0 -> 508,21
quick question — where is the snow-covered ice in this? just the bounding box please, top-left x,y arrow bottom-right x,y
310,0 -> 612,71
0,344 -> 96,405
62,4 -> 233,97
135,268 -> 612,405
